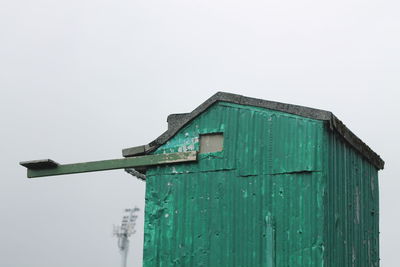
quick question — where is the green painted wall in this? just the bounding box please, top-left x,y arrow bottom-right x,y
143,101 -> 379,266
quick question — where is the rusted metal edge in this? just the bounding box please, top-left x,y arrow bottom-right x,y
122,92 -> 384,170
20,151 -> 197,178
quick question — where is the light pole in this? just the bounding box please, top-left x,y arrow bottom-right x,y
113,207 -> 140,267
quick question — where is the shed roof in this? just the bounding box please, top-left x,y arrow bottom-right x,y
123,92 -> 384,170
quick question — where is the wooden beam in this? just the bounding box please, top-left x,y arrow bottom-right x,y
20,151 -> 197,178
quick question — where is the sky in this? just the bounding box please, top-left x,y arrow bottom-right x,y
0,0 -> 399,266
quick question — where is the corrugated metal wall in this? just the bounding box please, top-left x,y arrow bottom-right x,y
144,102 -> 327,266
324,131 -> 379,267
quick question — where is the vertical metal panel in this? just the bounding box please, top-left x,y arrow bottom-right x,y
324,131 -> 379,267
228,102 -> 324,176
143,102 -> 327,266
236,106 -> 268,176
265,213 -> 276,267
271,172 -> 325,267
270,114 -> 324,174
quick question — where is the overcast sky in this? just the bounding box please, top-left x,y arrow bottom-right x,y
1,0 -> 399,266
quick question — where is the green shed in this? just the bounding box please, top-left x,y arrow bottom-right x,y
122,92 -> 384,267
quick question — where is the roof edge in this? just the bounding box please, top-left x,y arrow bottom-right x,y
329,115 -> 384,169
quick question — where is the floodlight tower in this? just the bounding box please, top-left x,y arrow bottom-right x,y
113,207 -> 140,267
